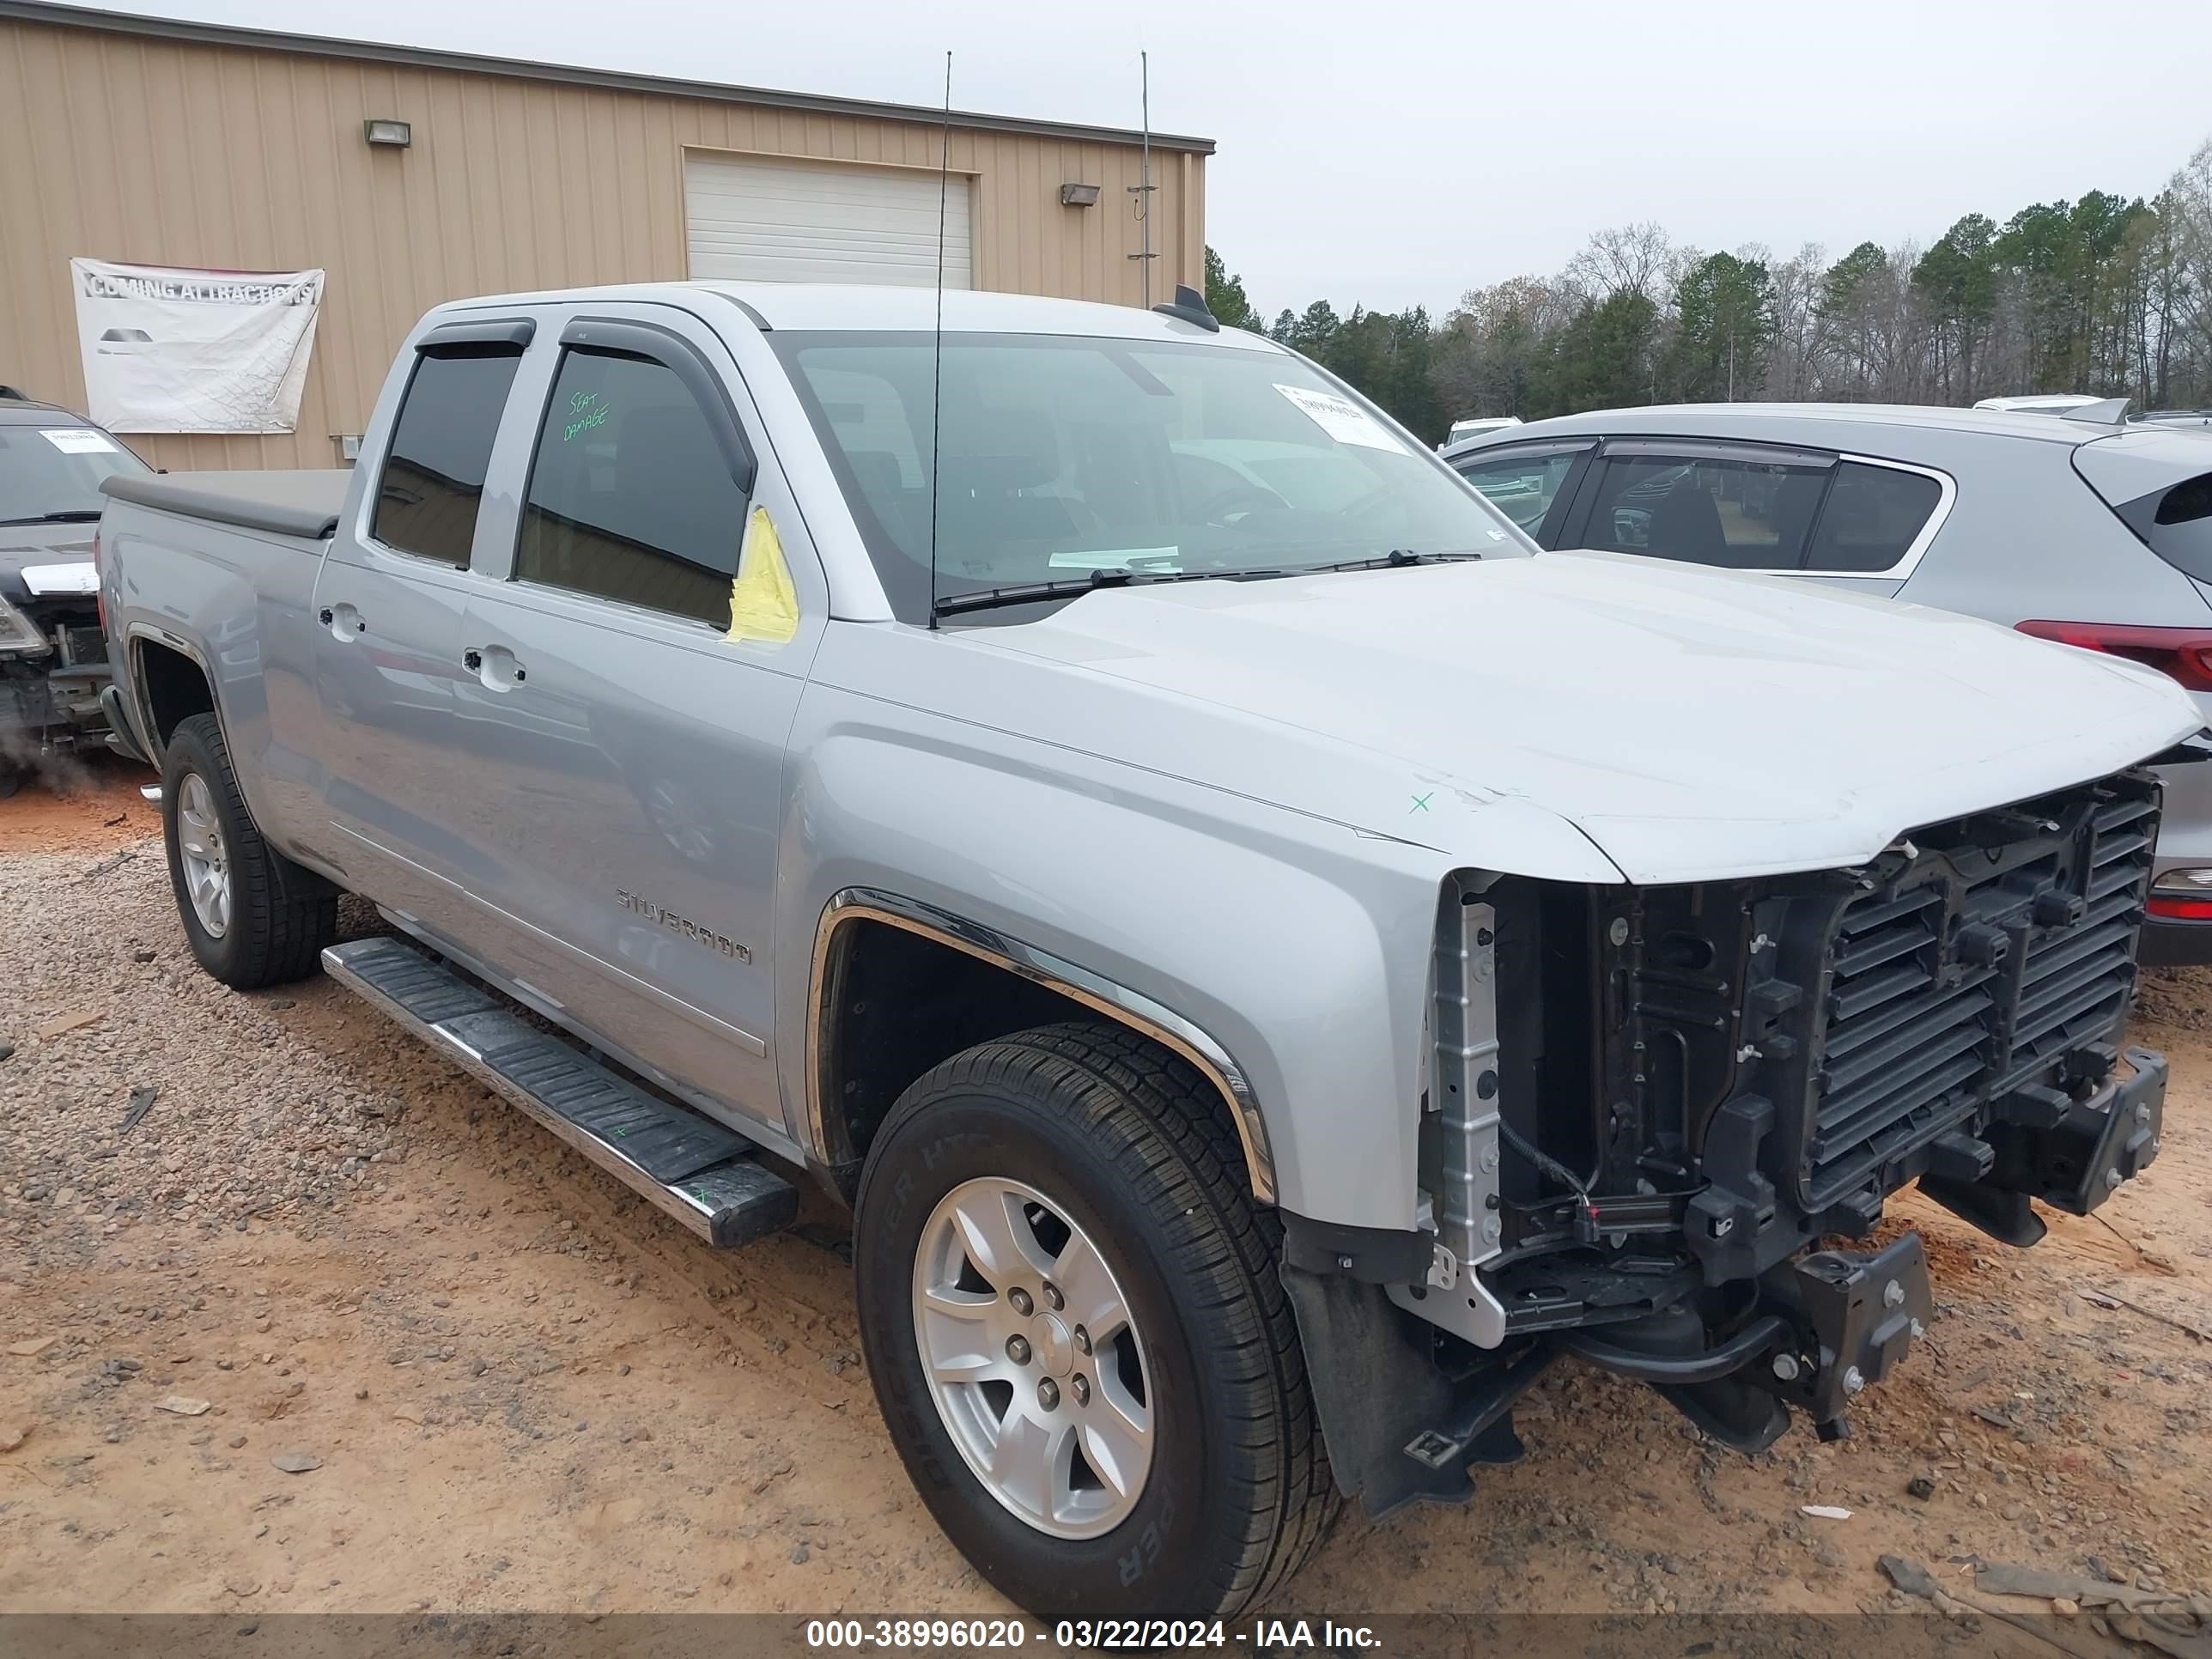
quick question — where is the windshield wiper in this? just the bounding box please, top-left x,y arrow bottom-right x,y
1304,549 -> 1486,573
932,549 -> 1484,619
933,567 -> 1283,619
0,509 -> 103,526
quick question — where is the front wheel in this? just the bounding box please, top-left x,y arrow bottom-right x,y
161,713 -> 337,989
854,1023 -> 1335,1620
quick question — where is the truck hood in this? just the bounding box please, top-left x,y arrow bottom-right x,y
0,521 -> 98,607
954,550 -> 2203,884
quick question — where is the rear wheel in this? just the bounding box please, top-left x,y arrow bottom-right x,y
161,713 -> 337,988
0,759 -> 21,800
854,1022 -> 1335,1620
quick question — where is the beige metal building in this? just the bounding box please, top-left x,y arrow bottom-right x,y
0,3 -> 1212,471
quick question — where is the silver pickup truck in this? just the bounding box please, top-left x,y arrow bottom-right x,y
99,280 -> 2196,1620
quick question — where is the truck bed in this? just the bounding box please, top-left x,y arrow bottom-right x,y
100,469 -> 349,540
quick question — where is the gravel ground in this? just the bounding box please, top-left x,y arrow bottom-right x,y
6,763 -> 2212,1636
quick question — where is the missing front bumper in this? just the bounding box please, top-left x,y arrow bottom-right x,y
1,658 -> 112,752
1291,1234 -> 1942,1516
1552,1234 -> 1935,1453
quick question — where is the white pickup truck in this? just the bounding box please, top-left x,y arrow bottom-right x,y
96,279 -> 2195,1620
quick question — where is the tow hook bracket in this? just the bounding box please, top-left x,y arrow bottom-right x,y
2045,1046 -> 2165,1213
1760,1233 -> 1934,1428
1921,1047 -> 2164,1247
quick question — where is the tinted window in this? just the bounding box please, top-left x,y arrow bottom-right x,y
515,349 -> 744,629
1582,453 -> 1832,568
1802,461 -> 1943,573
0,423 -> 149,524
371,347 -> 522,564
1452,447 -> 1588,537
770,331 -> 1534,624
2091,469 -> 2212,583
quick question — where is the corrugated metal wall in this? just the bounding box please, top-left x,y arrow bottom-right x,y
0,16 -> 1206,471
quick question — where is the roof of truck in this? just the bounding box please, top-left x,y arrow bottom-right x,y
436,282 -> 1281,347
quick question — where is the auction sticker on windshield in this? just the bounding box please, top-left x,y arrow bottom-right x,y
1273,384 -> 1408,453
40,428 -> 119,454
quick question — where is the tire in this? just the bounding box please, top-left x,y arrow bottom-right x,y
0,760 -> 21,800
854,1021 -> 1336,1621
161,712 -> 337,989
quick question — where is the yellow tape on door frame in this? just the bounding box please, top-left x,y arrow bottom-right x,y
726,503 -> 800,645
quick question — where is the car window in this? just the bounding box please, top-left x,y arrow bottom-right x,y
1581,453 -> 1832,569
1802,461 -> 1944,574
0,422 -> 150,525
770,330 -> 1534,624
514,348 -> 746,629
371,345 -> 524,565
1451,447 -> 1589,537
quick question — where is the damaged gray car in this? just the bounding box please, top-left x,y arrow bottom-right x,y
0,392 -> 150,793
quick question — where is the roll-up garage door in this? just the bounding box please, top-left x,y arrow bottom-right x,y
684,154 -> 974,288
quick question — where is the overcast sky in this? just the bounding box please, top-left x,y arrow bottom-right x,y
74,0 -> 2212,319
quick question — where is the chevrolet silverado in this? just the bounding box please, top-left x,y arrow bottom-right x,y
97,281 -> 2194,1620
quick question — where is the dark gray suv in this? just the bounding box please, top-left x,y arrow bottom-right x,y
1445,403 -> 2212,963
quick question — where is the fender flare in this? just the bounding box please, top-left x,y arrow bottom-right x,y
805,885 -> 1279,1204
123,621 -> 221,757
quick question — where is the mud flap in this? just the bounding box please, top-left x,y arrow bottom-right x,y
1282,1265 -> 1463,1515
1281,1264 -> 1556,1519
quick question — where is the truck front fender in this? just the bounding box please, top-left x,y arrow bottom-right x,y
775,687 -> 1456,1231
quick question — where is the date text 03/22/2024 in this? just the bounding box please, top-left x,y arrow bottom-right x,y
803,1620 -> 1383,1650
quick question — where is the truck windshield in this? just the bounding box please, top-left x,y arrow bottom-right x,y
770,330 -> 1534,622
0,423 -> 150,525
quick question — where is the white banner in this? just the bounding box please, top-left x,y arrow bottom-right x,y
70,258 -> 325,434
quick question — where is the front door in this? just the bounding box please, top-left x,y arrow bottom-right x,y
442,303 -> 823,1138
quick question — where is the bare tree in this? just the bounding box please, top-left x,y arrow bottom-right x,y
2162,139 -> 2212,404
1763,243 -> 1826,401
1565,222 -> 1676,305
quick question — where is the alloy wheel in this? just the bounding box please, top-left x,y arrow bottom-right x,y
175,771 -> 232,939
910,1176 -> 1153,1539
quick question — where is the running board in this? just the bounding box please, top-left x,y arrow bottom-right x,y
322,937 -> 797,1247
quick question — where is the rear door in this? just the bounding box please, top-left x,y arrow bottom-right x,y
441,301 -> 827,1137
1790,455 -> 1954,599
309,319 -> 531,921
1540,434 -> 1954,601
1556,439 -> 1839,573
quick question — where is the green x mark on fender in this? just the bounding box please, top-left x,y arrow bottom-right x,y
1410,793 -> 1434,813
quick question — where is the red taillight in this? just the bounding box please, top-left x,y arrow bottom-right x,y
2150,896 -> 2212,921
2016,619 -> 2212,691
